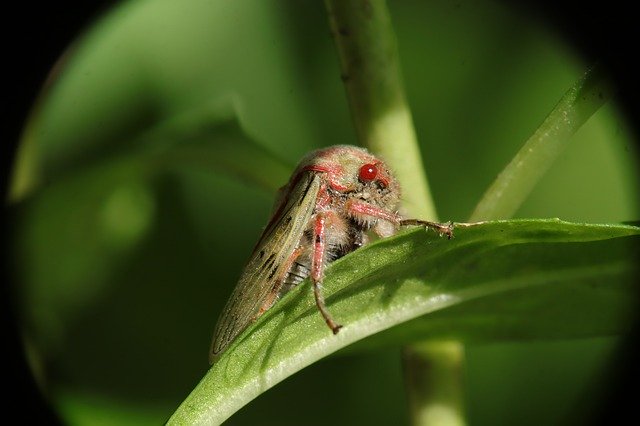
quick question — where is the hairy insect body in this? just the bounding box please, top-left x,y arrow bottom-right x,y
210,145 -> 452,361
281,217 -> 366,294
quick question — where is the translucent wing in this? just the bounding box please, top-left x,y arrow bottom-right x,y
210,172 -> 321,361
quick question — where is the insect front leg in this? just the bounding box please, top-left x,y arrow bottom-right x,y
312,212 -> 343,334
346,199 -> 454,239
399,218 -> 454,239
346,199 -> 400,225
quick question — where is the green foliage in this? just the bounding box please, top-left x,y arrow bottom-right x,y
169,220 -> 639,424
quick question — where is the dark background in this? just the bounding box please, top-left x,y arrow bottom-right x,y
4,3 -> 114,422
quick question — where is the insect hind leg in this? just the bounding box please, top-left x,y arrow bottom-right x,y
312,213 -> 343,334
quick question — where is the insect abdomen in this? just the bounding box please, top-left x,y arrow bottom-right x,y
279,222 -> 366,296
281,260 -> 310,293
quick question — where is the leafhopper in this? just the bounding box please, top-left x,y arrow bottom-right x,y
210,145 -> 452,361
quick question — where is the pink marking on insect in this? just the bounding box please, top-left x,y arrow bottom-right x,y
312,215 -> 326,281
314,182 -> 332,207
346,199 -> 401,225
311,212 -> 342,333
302,164 -> 350,191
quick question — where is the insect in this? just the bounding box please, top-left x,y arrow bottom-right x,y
209,145 -> 452,361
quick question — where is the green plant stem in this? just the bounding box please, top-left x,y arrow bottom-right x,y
324,0 -> 436,220
404,342 -> 466,426
324,1 -> 463,425
469,66 -> 612,222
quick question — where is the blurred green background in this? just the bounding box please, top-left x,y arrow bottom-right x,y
8,0 -> 639,425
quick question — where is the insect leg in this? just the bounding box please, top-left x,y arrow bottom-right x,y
399,219 -> 454,239
312,213 -> 343,334
346,199 -> 400,224
347,200 -> 453,239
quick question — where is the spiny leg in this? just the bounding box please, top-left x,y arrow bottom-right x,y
312,213 -> 343,334
399,219 -> 454,239
346,199 -> 454,239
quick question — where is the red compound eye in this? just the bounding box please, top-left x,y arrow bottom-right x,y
358,163 -> 378,182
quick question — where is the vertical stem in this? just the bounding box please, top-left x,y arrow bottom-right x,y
404,342 -> 466,426
324,1 -> 465,425
324,0 -> 437,220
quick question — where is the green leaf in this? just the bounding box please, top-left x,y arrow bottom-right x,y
168,219 -> 639,424
12,102 -> 290,331
136,100 -> 293,193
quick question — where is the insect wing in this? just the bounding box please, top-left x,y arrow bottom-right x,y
210,172 -> 321,360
